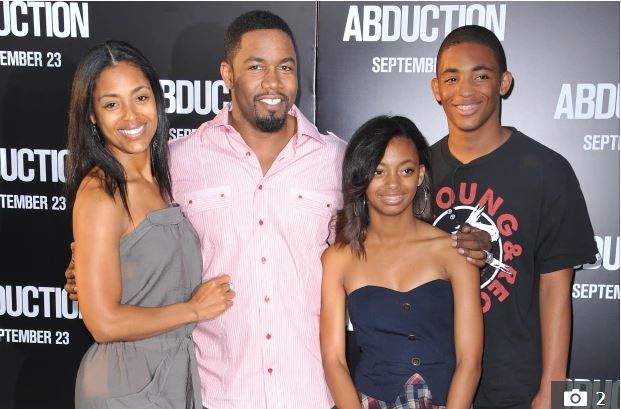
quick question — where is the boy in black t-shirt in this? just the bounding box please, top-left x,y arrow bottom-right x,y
429,25 -> 598,409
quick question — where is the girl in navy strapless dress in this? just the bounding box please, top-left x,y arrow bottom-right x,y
320,116 -> 483,409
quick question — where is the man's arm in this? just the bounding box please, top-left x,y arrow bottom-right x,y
64,243 -> 78,301
531,268 -> 573,409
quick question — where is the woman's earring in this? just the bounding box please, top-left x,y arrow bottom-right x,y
414,186 -> 429,216
91,123 -> 104,144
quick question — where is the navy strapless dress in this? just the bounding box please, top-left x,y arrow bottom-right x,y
348,279 -> 454,408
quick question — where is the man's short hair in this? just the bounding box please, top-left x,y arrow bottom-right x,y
437,25 -> 507,73
224,10 -> 295,63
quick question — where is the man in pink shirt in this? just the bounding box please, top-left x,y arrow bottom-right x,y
168,11 -> 345,409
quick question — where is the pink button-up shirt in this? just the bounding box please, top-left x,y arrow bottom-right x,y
169,103 -> 345,409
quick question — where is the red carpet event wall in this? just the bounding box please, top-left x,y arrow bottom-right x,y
0,2 -> 618,408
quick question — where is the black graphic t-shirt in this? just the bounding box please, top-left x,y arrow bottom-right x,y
430,128 -> 598,409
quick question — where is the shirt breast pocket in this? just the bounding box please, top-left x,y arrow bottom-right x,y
181,186 -> 232,214
290,188 -> 337,219
289,188 -> 339,246
180,186 -> 233,251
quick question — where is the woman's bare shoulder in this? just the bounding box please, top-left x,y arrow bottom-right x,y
73,172 -> 127,235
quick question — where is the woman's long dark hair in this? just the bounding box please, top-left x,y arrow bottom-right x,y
65,40 -> 171,214
335,115 -> 433,258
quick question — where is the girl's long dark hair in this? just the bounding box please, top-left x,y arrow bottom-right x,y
65,40 -> 171,214
335,115 -> 433,258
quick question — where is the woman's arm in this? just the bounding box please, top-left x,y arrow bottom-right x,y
320,246 -> 362,409
73,180 -> 234,343
444,245 -> 484,409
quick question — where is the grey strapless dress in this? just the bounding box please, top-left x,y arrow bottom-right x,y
75,206 -> 203,409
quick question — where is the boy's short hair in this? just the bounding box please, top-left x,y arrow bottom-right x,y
437,25 -> 507,72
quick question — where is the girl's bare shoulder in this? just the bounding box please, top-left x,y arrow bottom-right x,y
322,242 -> 358,266
418,222 -> 452,248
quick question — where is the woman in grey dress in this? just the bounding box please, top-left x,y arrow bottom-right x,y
66,41 -> 235,409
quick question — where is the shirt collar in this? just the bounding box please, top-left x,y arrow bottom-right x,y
207,102 -> 326,146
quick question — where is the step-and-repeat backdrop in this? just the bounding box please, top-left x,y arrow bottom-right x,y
0,1 -> 618,408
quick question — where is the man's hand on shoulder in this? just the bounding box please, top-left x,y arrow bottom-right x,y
452,224 -> 492,268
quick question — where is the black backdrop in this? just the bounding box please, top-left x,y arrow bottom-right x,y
0,2 -> 618,408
